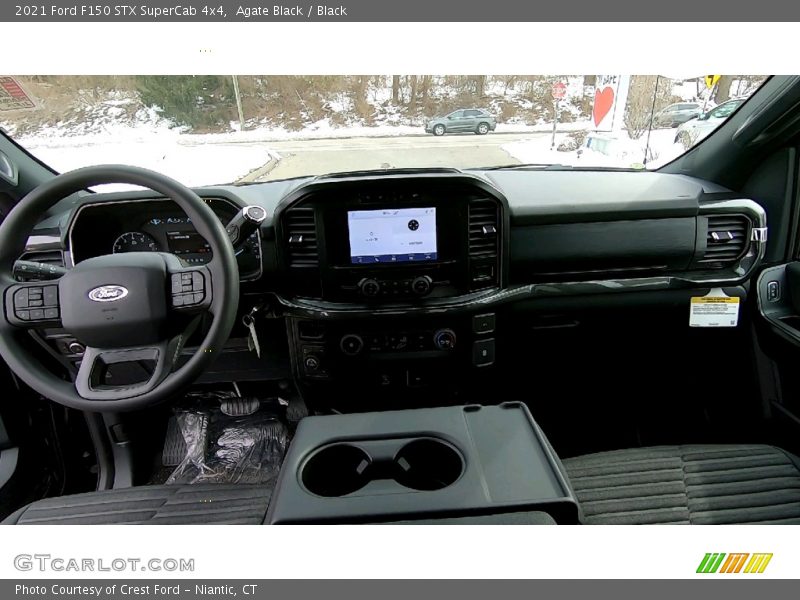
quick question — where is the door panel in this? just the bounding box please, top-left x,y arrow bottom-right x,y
755,262 -> 800,439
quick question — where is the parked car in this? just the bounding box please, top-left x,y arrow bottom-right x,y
675,98 -> 746,148
578,132 -> 654,167
425,109 -> 497,136
653,102 -> 703,128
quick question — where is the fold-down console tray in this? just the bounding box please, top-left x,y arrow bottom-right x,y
267,402 -> 579,524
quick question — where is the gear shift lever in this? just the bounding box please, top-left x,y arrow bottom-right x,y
225,205 -> 267,250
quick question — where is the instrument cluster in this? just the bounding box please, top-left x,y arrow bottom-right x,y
69,197 -> 262,280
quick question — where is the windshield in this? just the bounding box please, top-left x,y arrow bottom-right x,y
0,75 -> 768,187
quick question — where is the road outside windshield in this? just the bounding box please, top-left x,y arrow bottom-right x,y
0,75 -> 767,188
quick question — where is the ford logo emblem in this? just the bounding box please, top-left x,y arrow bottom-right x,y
88,285 -> 129,303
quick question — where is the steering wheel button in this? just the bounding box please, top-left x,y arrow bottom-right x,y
172,295 -> 185,307
192,292 -> 204,304
28,299 -> 43,307
191,271 -> 204,289
43,286 -> 58,306
13,288 -> 29,308
15,310 -> 30,321
44,308 -> 59,320
29,309 -> 45,320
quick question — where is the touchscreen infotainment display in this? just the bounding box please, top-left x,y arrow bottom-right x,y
348,207 -> 437,264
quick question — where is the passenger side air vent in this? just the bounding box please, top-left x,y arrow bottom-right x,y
700,215 -> 750,265
284,207 -> 319,267
468,198 -> 500,289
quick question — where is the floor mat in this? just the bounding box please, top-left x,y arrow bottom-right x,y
164,400 -> 289,486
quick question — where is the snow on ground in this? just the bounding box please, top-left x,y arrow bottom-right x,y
27,140 -> 278,192
7,101 -> 279,191
502,128 -> 686,169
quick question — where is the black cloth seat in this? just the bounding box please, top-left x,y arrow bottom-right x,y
2,483 -> 272,524
6,444 -> 800,525
563,444 -> 800,524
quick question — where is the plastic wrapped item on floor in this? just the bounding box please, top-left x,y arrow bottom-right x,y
166,402 -> 289,485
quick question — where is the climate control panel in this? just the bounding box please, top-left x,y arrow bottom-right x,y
357,275 -> 433,298
337,328 -> 457,356
289,313 -> 496,400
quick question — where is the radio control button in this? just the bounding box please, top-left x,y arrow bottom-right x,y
358,278 -> 381,297
411,276 -> 432,296
340,334 -> 364,356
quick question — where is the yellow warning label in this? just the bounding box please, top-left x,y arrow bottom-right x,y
689,290 -> 740,327
690,297 -> 739,304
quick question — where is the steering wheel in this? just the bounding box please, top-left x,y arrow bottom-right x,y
0,165 -> 240,411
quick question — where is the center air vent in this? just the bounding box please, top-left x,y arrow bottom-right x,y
468,198 -> 500,289
700,215 -> 750,265
284,207 -> 318,268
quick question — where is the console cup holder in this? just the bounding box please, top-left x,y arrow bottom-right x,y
301,444 -> 372,497
393,438 -> 463,491
301,438 -> 464,497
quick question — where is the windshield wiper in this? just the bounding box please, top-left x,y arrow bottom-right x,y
317,167 -> 460,179
476,164 -> 641,172
478,163 -> 559,171
234,174 -> 312,186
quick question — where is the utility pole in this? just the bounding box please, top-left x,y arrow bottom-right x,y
232,75 -> 245,131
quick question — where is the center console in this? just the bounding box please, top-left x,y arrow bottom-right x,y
266,402 -> 580,524
274,173 -> 509,408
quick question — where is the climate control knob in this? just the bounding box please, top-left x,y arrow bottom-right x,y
411,276 -> 433,296
340,334 -> 365,356
433,328 -> 457,351
358,278 -> 381,297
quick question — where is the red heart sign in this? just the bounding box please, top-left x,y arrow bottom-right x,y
593,86 -> 615,127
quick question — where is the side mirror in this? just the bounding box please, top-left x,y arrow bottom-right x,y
447,116 -> 454,120
697,112 -> 710,121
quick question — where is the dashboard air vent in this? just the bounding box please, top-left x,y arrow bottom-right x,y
468,198 -> 500,289
700,215 -> 749,265
284,207 -> 318,267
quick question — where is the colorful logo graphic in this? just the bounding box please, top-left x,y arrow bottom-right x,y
696,553 -> 773,574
